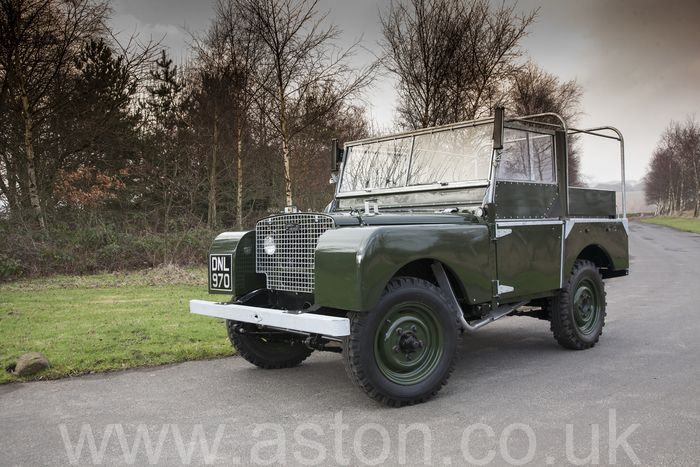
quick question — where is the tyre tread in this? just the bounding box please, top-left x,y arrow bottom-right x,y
342,277 -> 461,407
551,260 -> 607,350
226,320 -> 313,369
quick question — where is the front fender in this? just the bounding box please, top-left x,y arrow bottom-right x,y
209,231 -> 265,296
315,225 -> 492,311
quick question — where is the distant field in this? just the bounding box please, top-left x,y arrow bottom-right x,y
620,190 -> 656,215
0,267 -> 235,384
637,217 -> 700,235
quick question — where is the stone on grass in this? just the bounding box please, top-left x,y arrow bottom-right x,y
12,352 -> 51,376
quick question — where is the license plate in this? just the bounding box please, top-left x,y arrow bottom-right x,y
209,254 -> 233,291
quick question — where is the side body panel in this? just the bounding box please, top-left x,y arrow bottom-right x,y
493,182 -> 559,219
315,224 -> 493,311
569,188 -> 616,218
496,222 -> 563,300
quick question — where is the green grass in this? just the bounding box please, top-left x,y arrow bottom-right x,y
637,216 -> 700,235
0,267 -> 235,384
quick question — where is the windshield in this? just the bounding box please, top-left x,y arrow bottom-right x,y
339,123 -> 493,193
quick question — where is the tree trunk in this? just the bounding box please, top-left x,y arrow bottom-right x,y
279,87 -> 293,207
667,157 -> 675,216
679,157 -> 685,213
20,93 -> 44,230
282,131 -> 292,208
163,186 -> 173,265
0,155 -> 15,212
692,144 -> 699,218
236,122 -> 244,230
14,47 -> 44,229
208,117 -> 218,230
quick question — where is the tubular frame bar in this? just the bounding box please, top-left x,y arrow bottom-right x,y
568,126 -> 626,218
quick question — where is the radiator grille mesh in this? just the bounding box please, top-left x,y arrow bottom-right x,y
256,214 -> 335,293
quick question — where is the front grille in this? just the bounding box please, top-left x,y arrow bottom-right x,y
256,214 -> 335,293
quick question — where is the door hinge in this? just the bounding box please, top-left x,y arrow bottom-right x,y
492,280 -> 514,297
495,228 -> 512,238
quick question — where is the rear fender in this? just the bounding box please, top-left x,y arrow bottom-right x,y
563,220 -> 629,280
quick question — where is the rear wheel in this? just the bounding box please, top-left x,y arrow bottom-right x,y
342,277 -> 461,406
551,260 -> 606,350
226,321 -> 313,369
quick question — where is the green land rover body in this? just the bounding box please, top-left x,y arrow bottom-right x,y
190,111 -> 629,406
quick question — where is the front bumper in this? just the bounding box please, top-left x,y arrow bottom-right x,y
189,300 -> 350,337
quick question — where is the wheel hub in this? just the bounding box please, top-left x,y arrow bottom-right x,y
573,278 -> 600,334
578,292 -> 592,319
398,332 -> 423,353
373,302 -> 445,385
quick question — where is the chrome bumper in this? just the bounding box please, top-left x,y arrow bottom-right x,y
189,300 -> 350,337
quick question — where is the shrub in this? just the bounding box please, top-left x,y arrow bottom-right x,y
0,254 -> 23,279
0,212 -> 215,281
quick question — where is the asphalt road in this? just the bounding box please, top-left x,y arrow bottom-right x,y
1,221 -> 699,466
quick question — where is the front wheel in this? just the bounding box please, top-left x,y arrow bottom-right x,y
226,321 -> 313,369
551,260 -> 606,350
342,277 -> 461,406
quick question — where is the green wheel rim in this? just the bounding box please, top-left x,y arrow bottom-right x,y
374,301 -> 445,385
573,277 -> 601,335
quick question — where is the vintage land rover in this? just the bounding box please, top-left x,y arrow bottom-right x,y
190,110 -> 629,406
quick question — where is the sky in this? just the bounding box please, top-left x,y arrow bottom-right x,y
110,0 -> 700,185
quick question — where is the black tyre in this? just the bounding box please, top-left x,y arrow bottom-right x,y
226,321 -> 313,369
551,260 -> 606,350
342,277 -> 461,407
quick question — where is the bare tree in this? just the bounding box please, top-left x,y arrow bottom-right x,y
142,50 -> 199,252
0,0 -> 111,229
190,0 -> 265,229
644,145 -> 673,215
458,0 -> 536,120
381,0 -> 537,130
234,0 -> 376,207
380,0 -> 465,129
506,62 -> 585,186
645,117 -> 700,217
290,94 -> 371,210
688,119 -> 700,217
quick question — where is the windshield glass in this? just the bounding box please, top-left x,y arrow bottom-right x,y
339,123 -> 493,193
409,124 -> 493,185
338,137 -> 411,192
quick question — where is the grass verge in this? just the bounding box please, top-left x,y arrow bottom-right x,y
637,217 -> 700,235
0,266 -> 235,384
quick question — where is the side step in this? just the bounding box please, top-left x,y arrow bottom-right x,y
431,263 -> 528,332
